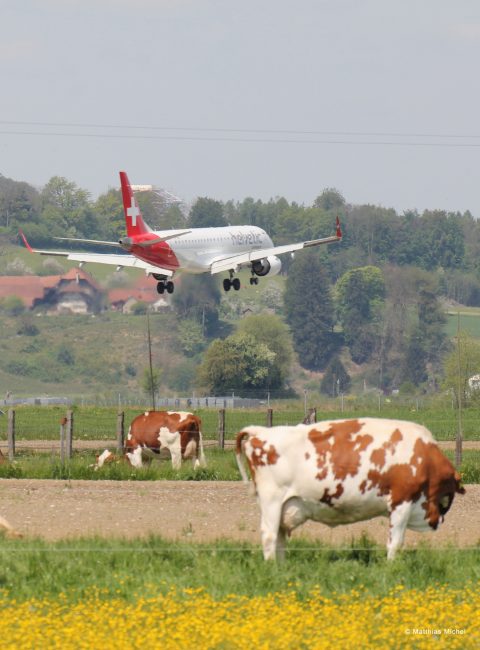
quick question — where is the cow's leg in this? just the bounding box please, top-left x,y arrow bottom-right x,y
170,447 -> 182,470
276,527 -> 287,561
387,502 -> 412,560
198,431 -> 207,468
259,498 -> 284,561
126,446 -> 143,468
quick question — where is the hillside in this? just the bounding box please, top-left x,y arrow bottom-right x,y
0,310 -> 179,401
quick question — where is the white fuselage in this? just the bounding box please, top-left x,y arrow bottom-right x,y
156,225 -> 273,273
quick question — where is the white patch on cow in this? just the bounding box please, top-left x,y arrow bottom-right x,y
184,439 -> 196,459
387,501 -> 412,560
144,412 -> 149,417
158,426 -> 182,469
94,449 -> 113,470
126,446 -> 143,468
406,495 -> 431,532
166,411 -> 191,423
127,427 -> 132,441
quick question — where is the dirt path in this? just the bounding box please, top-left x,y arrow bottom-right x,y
0,479 -> 478,549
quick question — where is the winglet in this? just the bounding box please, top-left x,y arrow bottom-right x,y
336,216 -> 342,239
19,229 -> 34,253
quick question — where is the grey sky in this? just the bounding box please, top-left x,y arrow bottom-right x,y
2,0 -> 480,216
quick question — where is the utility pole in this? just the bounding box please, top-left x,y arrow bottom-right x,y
147,311 -> 156,411
455,313 -> 463,467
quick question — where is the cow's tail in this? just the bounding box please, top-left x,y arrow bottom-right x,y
198,430 -> 207,468
236,430 -> 256,496
454,470 -> 466,495
0,515 -> 22,539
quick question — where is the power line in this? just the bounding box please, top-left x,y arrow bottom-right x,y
2,129 -> 480,147
0,119 -> 479,139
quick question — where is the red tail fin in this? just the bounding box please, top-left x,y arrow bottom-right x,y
119,171 -> 150,236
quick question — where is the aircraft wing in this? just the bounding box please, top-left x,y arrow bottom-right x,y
19,231 -> 173,276
209,231 -> 342,275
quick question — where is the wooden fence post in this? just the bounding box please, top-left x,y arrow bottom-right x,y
217,409 -> 225,449
59,417 -> 67,465
66,410 -> 73,459
116,411 -> 125,453
303,407 -> 317,425
7,409 -> 15,461
266,408 -> 273,427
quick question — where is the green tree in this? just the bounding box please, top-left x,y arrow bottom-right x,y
189,198 -> 227,227
336,266 -> 385,364
141,367 -> 162,398
94,189 -> 124,239
196,333 -> 275,395
57,344 -> 75,366
237,314 -> 294,388
284,250 -> 340,370
0,295 -> 25,316
320,356 -> 351,396
400,327 -> 428,386
443,331 -> 480,407
313,188 -> 346,212
177,319 -> 206,357
172,275 -> 221,337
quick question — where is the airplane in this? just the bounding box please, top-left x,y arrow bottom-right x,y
20,171 -> 342,294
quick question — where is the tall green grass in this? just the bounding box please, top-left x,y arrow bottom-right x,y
0,448 -> 479,482
0,535 -> 478,602
0,448 -> 241,481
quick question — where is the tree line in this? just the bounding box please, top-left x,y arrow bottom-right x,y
1,172 -> 479,396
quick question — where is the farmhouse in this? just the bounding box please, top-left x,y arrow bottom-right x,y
108,275 -> 170,313
0,268 -> 104,314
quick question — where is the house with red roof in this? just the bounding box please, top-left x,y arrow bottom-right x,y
0,268 -> 104,314
108,275 -> 170,313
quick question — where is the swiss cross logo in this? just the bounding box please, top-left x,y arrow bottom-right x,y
127,198 -> 141,227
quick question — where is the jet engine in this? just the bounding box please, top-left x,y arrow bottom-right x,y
251,255 -> 282,277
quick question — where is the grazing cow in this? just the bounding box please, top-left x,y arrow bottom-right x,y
236,418 -> 465,561
94,411 -> 206,470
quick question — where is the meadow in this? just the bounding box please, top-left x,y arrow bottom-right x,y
0,536 -> 478,648
1,401 -> 480,442
0,403 -> 479,648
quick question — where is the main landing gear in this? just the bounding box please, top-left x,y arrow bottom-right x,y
156,280 -> 174,294
223,270 -> 259,291
223,277 -> 240,292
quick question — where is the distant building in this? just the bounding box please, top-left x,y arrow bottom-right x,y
0,268 -> 104,314
108,275 -> 170,313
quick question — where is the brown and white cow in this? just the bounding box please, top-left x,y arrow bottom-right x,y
94,411 -> 206,470
236,418 -> 465,561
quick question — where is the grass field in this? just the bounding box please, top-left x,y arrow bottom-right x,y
0,535 -> 478,601
1,403 -> 479,442
0,447 -> 479,483
445,309 -> 480,339
0,537 -> 478,648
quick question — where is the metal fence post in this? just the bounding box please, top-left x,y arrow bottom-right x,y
218,409 -> 225,449
117,411 -> 125,453
7,409 -> 15,461
66,410 -> 73,459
